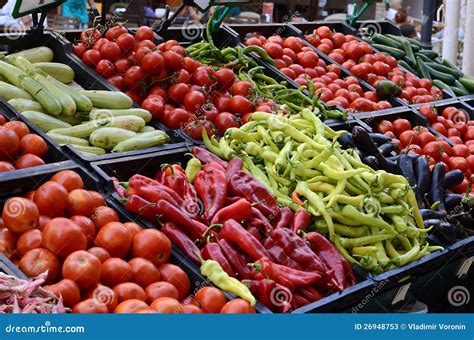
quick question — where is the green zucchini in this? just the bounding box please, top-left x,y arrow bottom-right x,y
90,127 -> 137,150
372,34 -> 402,49
21,110 -> 71,132
418,49 -> 439,60
432,79 -> 455,97
20,76 -> 62,115
55,114 -> 85,126
425,64 -> 456,84
32,74 -> 76,116
416,57 -> 431,80
46,132 -> 89,146
33,62 -> 75,83
89,108 -> 152,123
452,80 -> 469,96
415,52 -> 432,63
459,77 -> 474,92
387,34 -> 422,48
8,98 -> 44,112
138,126 -> 156,133
371,44 -> 405,60
71,145 -> 106,156
401,40 -> 416,67
111,130 -> 169,152
0,60 -> 26,88
81,90 -> 133,109
0,81 -> 34,101
47,76 -> 93,112
398,60 -> 417,75
450,85 -> 469,96
441,59 -> 464,76
426,62 -> 463,78
5,47 -> 54,63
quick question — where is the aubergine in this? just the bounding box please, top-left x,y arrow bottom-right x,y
420,209 -> 443,219
444,170 -> 464,189
368,132 -> 392,145
379,143 -> 396,157
434,222 -> 457,244
415,156 -> 431,207
363,155 -> 379,169
444,194 -> 463,211
430,163 -> 447,214
338,132 -> 355,149
398,154 -> 416,188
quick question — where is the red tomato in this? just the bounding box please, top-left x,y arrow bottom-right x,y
95,222 -> 131,258
150,297 -> 183,314
123,66 -> 144,89
19,134 -> 46,158
432,122 -> 447,136
392,119 -> 412,136
164,108 -> 192,130
145,281 -> 178,303
116,33 -> 135,53
44,279 -> 81,308
62,250 -> 102,289
142,96 -> 165,121
99,41 -> 121,62
192,66 -> 215,87
134,26 -> 155,42
2,197 -> 39,234
131,229 -> 171,266
229,96 -> 255,115
42,217 -> 87,257
214,112 -> 240,134
423,141 -> 443,161
114,299 -> 148,314
418,104 -> 438,123
232,81 -> 253,96
452,144 -> 470,158
451,179 -> 469,194
183,91 -> 206,113
70,216 -> 96,247
105,26 -> 127,41
418,131 -> 436,146
34,181 -> 69,216
51,170 -> 83,192
220,299 -> 256,313
67,189 -> 94,217
449,157 -> 469,172
19,248 -> 59,284
73,299 -> 108,314
194,287 -> 227,313
113,282 -> 146,302
399,130 -> 420,147
0,127 -> 20,160
159,263 -> 190,299
73,43 -> 87,58
141,52 -> 164,75
466,155 -> 474,170
88,247 -> 111,263
101,258 -> 133,287
129,257 -> 161,289
263,42 -> 283,59
16,229 -> 42,256
215,68 -> 236,90
183,118 -> 217,140
15,154 -> 45,169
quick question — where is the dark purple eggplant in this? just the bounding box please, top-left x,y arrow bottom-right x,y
363,155 -> 379,169
368,132 -> 392,145
378,143 -> 396,157
444,194 -> 463,211
338,132 -> 355,149
423,219 -> 441,229
415,156 -> 430,207
444,170 -> 464,189
433,222 -> 457,244
420,209 -> 443,219
430,163 -> 446,215
398,154 -> 416,188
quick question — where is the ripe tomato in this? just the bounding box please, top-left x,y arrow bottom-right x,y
350,98 -> 374,112
167,83 -> 189,104
182,305 -> 204,314
116,33 -> 135,53
0,239 -> 13,258
201,104 -> 219,122
0,128 -> 20,160
123,66 -> 144,89
91,206 -> 119,229
215,68 -> 236,90
101,258 -> 132,287
229,96 -> 255,115
123,222 -> 141,238
150,297 -> 183,314
376,120 -> 394,134
113,282 -> 146,302
43,217 -> 87,257
38,215 -> 50,231
142,96 -> 165,120
442,106 -> 458,119
220,299 -> 256,313
183,90 -> 206,112
451,179 -> 469,194
392,119 -> 412,136
432,122 -> 447,136
163,51 -> 184,71
2,197 -> 39,234
114,299 -> 148,313
108,75 -> 124,90
105,26 -> 127,41
15,154 -> 45,169
449,157 -> 469,172
86,284 -> 118,312
16,229 -> 42,256
158,263 -> 189,299
214,112 -> 240,134
113,58 -> 131,75
141,52 -> 164,75
423,141 -> 443,161
71,216 -> 96,247
62,250 -> 102,289
96,59 -> 115,77
183,118 -> 217,140
67,189 -> 95,217
19,248 -> 59,284
183,57 -> 200,73
466,154 -> 474,170
44,279 -> 81,308
34,181 -> 69,216
148,85 -> 167,99
465,127 -> 474,141
51,170 -> 83,192
418,131 -> 436,146
128,257 -> 161,289
232,81 -> 253,96
280,67 -> 296,79
164,108 -> 192,130
399,130 -> 420,147
134,26 -> 154,42
0,161 -> 14,172
0,228 -> 16,249
73,43 -> 87,58
4,121 -> 29,139
452,144 -> 470,157
87,247 -> 111,263
131,229 -> 171,267
95,222 -> 131,258
145,282 -> 178,304
192,66 -> 215,87
418,104 -> 438,123
82,49 -> 102,67
19,134 -> 47,157
194,287 -> 226,313
73,298 -> 108,314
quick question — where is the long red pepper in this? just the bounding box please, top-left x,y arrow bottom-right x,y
263,238 -> 303,269
162,223 -> 201,264
247,226 -> 263,243
291,209 -> 312,234
337,251 -> 357,287
257,279 -> 277,311
304,231 -> 346,291
273,207 -> 294,229
251,207 -> 273,235
210,198 -> 253,225
135,185 -> 181,207
218,239 -> 254,279
194,165 -> 227,220
297,286 -> 323,303
201,243 -> 234,276
220,219 -> 270,261
192,147 -> 228,167
294,293 -> 311,308
228,170 -> 279,218
270,228 -> 326,274
129,175 -> 184,206
123,195 -> 157,222
274,283 -> 296,313
252,257 -> 321,288
225,196 -> 242,205
241,279 -> 261,296
112,177 -> 127,198
225,157 -> 243,180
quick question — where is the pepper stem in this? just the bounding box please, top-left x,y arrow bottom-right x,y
201,224 -> 223,239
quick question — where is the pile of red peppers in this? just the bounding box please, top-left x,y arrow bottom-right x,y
114,147 -> 357,313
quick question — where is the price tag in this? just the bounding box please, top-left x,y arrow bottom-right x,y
12,0 -> 65,18
391,283 -> 412,305
456,256 -> 473,278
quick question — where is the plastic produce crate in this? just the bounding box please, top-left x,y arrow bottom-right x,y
411,98 -> 473,121
458,95 -> 474,113
0,253 -> 28,280
0,99 -> 70,180
290,21 -> 357,36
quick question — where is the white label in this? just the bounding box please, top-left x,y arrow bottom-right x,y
456,257 -> 473,278
392,283 -> 412,305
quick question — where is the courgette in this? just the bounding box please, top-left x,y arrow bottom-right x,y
46,132 -> 89,146
416,57 -> 431,80
5,47 -> 54,63
415,52 -> 433,63
372,33 -> 403,49
47,76 -> 93,112
89,108 -> 152,123
398,60 -> 417,75
33,62 -> 75,83
425,64 -> 456,84
426,62 -> 463,78
55,114 -> 86,125
0,60 -> 26,88
401,40 -> 416,67
451,80 -> 469,96
21,110 -> 71,132
13,57 -> 38,75
441,59 -> 464,76
138,126 -> 156,133
0,81 -> 34,101
20,76 -> 62,115
71,145 -> 106,156
90,127 -> 137,150
81,90 -> 133,109
387,34 -> 422,48
459,77 -> 474,92
111,130 -> 169,152
418,49 -> 439,60
432,79 -> 455,97
33,74 -> 76,116
371,44 -> 405,60
8,98 -> 44,112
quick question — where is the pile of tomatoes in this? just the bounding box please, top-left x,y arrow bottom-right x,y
0,114 -> 48,172
73,26 -> 271,140
0,170 -> 254,314
244,34 -> 393,112
303,26 -> 442,104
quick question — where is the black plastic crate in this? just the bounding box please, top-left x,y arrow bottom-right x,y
0,253 -> 28,280
411,98 -> 473,122
226,23 -> 303,40
290,21 -> 357,36
358,105 -> 429,128
458,95 -> 474,114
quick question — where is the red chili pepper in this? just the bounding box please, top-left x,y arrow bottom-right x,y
202,243 -> 235,276
135,185 -> 180,207
241,279 -> 261,296
162,223 -> 201,264
252,257 -> 321,288
337,251 -> 357,287
112,177 -> 126,198
225,196 -> 242,205
247,225 -> 264,243
225,157 -> 243,180
294,293 -> 311,308
297,286 -> 323,303
192,147 -> 228,167
251,207 -> 273,235
304,232 -> 346,292
220,219 -> 270,261
228,170 -> 279,218
263,238 -> 303,269
210,198 -> 253,225
194,165 -> 227,220
273,207 -> 294,229
257,279 -> 277,311
156,164 -> 186,183
123,194 -> 157,222
270,228 -> 326,274
291,209 -> 312,234
218,239 -> 254,279
129,175 -> 184,206
155,200 -> 207,241
274,283 -> 296,313
279,301 -> 293,313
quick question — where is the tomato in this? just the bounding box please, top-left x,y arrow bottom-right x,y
280,67 -> 296,79
81,28 -> 102,44
418,131 -> 437,146
451,136 -> 464,145
88,247 -> 111,263
0,161 -> 14,172
344,43 -> 365,61
73,43 -> 87,58
0,227 -> 16,249
451,179 -> 469,194
145,281 -> 178,304
123,222 -> 141,239
442,106 -> 458,119
15,154 -> 45,169
349,97 -> 374,112
245,37 -> 263,47
43,217 -> 87,257
4,121 -> 29,139
465,127 -> 474,141
123,66 -> 144,89
2,197 -> 39,234
108,75 -> 124,90
134,26 -> 155,42
66,189 -> 95,217
182,305 -> 204,314
452,144 -> 470,157
51,170 -> 84,192
406,144 -> 423,155
0,239 -> 13,258
19,134 -> 47,157
194,287 -> 226,313
165,108 -> 192,130
142,96 -> 165,121
298,51 -> 319,68
399,130 -> 420,147
114,299 -> 148,313
158,263 -> 189,299
183,57 -> 200,73
105,26 -> 127,41
466,154 -> 474,170
38,215 -> 50,231
220,299 -> 256,313
44,279 -> 81,308
127,258 -> 160,289
183,90 -> 206,112
101,258 -> 133,287
163,51 -> 184,71
99,41 -> 121,62
317,43 -> 331,55
116,33 -> 135,53
374,120 -> 393,134
91,206 -> 119,229
232,81 -> 253,96
33,181 -> 69,216
19,248 -> 59,284
148,85 -> 167,99
112,58 -> 130,75
95,59 -> 115,77
62,250 -> 101,289
392,119 -> 412,136
241,113 -> 252,124
214,112 -> 240,134
0,128 -> 20,160
215,68 -> 236,90
201,104 -> 219,122
134,46 -> 151,65
192,66 -> 215,87
418,104 -> 438,123
150,297 -> 183,314
423,141 -> 443,161
82,50 -> 102,67
262,42 -> 283,59
130,229 -> 171,267
183,118 -> 217,140
229,96 -> 255,115
447,128 -> 461,137
449,157 -> 469,172
432,122 -> 447,136
95,222 -> 131,258
82,284 -> 117,312
113,282 -> 146,302
73,298 -> 108,313
16,229 -> 42,256
70,216 -> 96,247
141,52 -> 164,75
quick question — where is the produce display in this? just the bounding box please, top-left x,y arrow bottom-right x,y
0,47 -> 169,156
0,113 -> 49,171
300,26 -> 443,105
0,169 -> 255,313
365,33 -> 474,97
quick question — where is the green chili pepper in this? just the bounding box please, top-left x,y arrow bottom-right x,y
406,189 -> 425,229
267,116 -> 326,151
341,205 -> 396,234
307,182 -> 336,194
381,205 -> 404,215
185,157 -> 201,183
339,234 -> 394,248
274,141 -> 292,175
333,237 -> 359,264
202,130 -> 224,158
329,211 -> 363,226
244,142 -> 263,156
256,125 -> 280,153
393,238 -> 420,267
352,246 -> 378,255
325,179 -> 346,208
318,162 -> 366,180
242,45 -> 276,66
334,194 -> 365,207
334,223 -> 369,237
